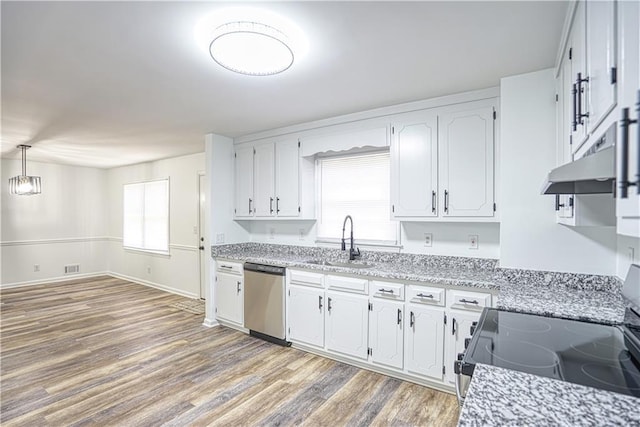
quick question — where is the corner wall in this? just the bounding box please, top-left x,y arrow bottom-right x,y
499,68 -> 617,275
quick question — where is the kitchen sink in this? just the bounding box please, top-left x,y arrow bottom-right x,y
304,260 -> 373,269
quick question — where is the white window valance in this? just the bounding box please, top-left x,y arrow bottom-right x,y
300,126 -> 388,157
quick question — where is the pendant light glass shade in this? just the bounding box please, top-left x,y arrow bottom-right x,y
9,145 -> 41,195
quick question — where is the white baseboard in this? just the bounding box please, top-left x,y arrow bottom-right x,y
107,272 -> 199,299
0,271 -> 111,289
203,318 -> 220,327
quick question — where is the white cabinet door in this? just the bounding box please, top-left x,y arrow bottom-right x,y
617,0 -> 640,234
253,143 -> 275,217
391,112 -> 438,217
275,139 -> 300,217
216,272 -> 243,325
439,105 -> 495,217
586,0 -> 617,133
325,291 -> 369,360
234,145 -> 254,217
369,299 -> 404,370
406,305 -> 445,381
288,285 -> 324,348
570,0 -> 589,151
445,310 -> 481,385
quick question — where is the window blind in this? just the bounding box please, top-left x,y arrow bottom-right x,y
123,179 -> 169,252
317,151 -> 397,243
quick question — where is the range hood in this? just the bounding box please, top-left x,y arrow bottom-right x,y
541,123 -> 616,195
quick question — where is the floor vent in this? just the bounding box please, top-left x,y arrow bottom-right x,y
64,264 -> 80,274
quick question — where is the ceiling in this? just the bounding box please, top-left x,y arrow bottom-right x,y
1,1 -> 569,169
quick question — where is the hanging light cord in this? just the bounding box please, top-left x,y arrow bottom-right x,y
18,144 -> 30,176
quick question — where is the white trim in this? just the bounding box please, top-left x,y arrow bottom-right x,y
234,87 -> 500,144
1,236 -> 110,246
123,246 -> 171,257
0,271 -> 110,289
170,243 -> 199,252
202,318 -> 220,328
554,0 -> 578,77
107,272 -> 199,299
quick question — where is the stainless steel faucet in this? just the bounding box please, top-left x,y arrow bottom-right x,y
341,215 -> 361,261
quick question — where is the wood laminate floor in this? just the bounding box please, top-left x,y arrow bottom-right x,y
0,276 -> 459,426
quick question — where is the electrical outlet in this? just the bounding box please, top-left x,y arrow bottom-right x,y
469,235 -> 479,250
629,247 -> 636,263
216,233 -> 225,244
33,264 -> 40,272
424,233 -> 433,247
269,227 -> 275,239
299,229 -> 305,241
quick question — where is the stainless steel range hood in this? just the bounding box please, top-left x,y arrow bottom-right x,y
541,123 -> 616,195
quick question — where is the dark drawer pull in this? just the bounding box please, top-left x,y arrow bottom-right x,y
378,288 -> 394,294
417,293 -> 434,299
460,299 -> 479,305
219,265 -> 233,269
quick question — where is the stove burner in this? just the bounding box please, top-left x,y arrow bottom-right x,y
564,322 -> 614,339
486,340 -> 560,369
581,362 -> 640,393
570,340 -> 632,362
491,314 -> 552,333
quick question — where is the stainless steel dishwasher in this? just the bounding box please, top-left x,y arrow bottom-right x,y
243,262 -> 290,346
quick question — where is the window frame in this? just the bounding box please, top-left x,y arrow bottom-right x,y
122,178 -> 170,255
314,149 -> 401,249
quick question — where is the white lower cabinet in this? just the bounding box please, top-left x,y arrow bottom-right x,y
325,291 -> 369,360
215,262 -> 244,326
406,304 -> 446,381
369,299 -> 404,370
444,309 -> 483,385
288,285 -> 324,348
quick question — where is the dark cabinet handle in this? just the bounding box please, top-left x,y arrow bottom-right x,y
572,82 -> 578,132
318,295 -> 323,310
327,297 -> 332,312
431,190 -> 436,213
417,293 -> 434,299
620,92 -> 640,198
452,317 -> 457,335
219,265 -> 233,270
410,311 -> 415,328
236,281 -> 241,293
444,190 -> 449,214
555,195 -> 573,212
276,197 -> 280,213
270,197 -> 274,214
397,308 -> 402,325
460,299 -> 479,305
378,288 -> 394,294
577,72 -> 589,126
248,198 -> 252,214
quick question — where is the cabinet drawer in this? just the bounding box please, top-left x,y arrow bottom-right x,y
326,275 -> 368,294
448,289 -> 491,311
289,269 -> 324,288
371,281 -> 404,300
216,260 -> 243,275
408,285 -> 445,306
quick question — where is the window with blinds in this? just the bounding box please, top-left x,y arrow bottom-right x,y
317,151 -> 398,244
123,179 -> 169,252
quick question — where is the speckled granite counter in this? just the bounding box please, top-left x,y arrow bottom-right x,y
212,243 -> 625,324
213,242 -> 500,290
458,364 -> 640,427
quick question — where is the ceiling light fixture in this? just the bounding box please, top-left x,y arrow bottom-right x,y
9,145 -> 41,195
209,21 -> 294,76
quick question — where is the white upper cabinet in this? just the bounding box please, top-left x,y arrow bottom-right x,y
391,111 -> 438,217
586,0 -> 617,133
234,145 -> 254,217
569,0 -> 589,150
254,143 -> 276,217
439,105 -> 495,218
234,139 -> 301,219
274,139 -> 300,217
616,0 -> 640,236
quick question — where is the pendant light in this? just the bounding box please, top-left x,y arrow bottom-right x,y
8,145 -> 41,195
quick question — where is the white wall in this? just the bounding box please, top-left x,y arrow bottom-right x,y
617,234 -> 640,280
1,159 -> 109,286
499,69 -> 617,275
106,152 -> 205,298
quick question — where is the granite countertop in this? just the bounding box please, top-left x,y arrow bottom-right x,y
212,243 -> 626,325
458,364 -> 640,427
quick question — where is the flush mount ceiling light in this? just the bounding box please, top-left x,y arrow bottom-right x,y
9,145 -> 41,195
195,7 -> 307,77
209,21 -> 294,76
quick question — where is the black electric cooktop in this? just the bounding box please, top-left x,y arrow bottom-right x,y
460,308 -> 640,398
